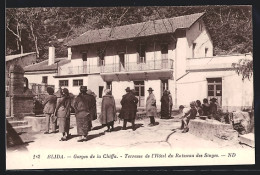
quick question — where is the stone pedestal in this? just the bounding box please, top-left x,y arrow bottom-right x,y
8,64 -> 35,119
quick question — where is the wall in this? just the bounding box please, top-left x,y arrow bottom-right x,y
177,70 -> 253,111
6,53 -> 37,73
53,76 -> 89,95
186,20 -> 213,58
25,72 -> 57,89
71,35 -> 176,68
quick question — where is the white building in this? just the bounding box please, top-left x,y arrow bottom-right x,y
24,47 -> 71,93
24,12 -> 253,111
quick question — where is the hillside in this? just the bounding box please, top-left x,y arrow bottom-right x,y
6,6 -> 252,60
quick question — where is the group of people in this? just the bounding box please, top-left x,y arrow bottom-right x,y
42,85 -> 219,142
43,86 -> 97,142
178,97 -> 218,133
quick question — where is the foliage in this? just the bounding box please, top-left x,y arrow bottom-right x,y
232,58 -> 253,81
6,6 -> 252,59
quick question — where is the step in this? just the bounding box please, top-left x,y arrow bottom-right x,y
6,117 -> 15,121
11,125 -> 32,133
239,133 -> 255,147
7,120 -> 28,127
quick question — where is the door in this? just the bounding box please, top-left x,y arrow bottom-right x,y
207,78 -> 222,106
82,52 -> 87,73
134,81 -> 145,107
118,52 -> 125,72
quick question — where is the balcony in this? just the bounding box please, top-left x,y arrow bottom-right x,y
57,65 -> 100,76
101,59 -> 173,73
100,59 -> 174,82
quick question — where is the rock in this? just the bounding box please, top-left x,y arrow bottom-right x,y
231,111 -> 251,134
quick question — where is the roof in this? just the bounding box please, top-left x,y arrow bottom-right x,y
24,57 -> 71,72
66,12 -> 205,47
6,52 -> 36,62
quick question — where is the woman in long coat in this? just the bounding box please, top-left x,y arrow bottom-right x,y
100,89 -> 117,132
160,90 -> 170,119
54,88 -> 72,141
74,86 -> 91,142
146,87 -> 157,126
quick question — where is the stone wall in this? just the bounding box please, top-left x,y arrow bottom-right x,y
189,119 -> 239,144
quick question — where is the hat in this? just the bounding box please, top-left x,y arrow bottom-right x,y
80,86 -> 87,91
125,87 -> 131,92
179,105 -> 184,109
210,98 -> 217,103
190,101 -> 196,107
62,88 -> 69,96
47,87 -> 54,94
147,87 -> 154,91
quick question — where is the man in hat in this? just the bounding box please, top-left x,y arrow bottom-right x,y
74,86 -> 91,142
181,101 -> 197,133
146,87 -> 157,126
120,87 -> 138,130
209,98 -> 218,120
43,87 -> 57,134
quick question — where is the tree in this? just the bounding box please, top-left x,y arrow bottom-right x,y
232,58 -> 253,81
6,8 -> 26,54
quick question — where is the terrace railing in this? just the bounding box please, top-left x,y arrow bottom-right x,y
58,65 -> 100,76
101,59 -> 173,73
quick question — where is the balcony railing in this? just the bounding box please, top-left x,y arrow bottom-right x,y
58,65 -> 100,76
58,59 -> 174,76
101,59 -> 173,73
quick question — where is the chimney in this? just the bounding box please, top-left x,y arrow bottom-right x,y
68,47 -> 72,60
48,46 -> 55,65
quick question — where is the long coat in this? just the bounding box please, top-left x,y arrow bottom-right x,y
160,94 -> 170,119
43,94 -> 57,114
55,96 -> 71,133
120,92 -> 138,120
146,93 -> 157,117
74,93 -> 91,135
100,95 -> 117,124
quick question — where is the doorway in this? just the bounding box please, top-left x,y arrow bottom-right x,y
134,81 -> 145,107
118,52 -> 125,71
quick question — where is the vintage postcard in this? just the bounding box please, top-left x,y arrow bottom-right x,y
5,6 -> 254,169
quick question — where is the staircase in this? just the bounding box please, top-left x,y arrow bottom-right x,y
6,116 -> 33,147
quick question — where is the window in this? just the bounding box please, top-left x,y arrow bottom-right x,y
205,48 -> 208,57
199,21 -> 203,31
99,86 -> 104,98
119,53 -> 125,68
97,49 -> 105,66
42,76 -> 48,84
192,43 -> 196,58
106,82 -> 112,90
59,80 -> 68,87
161,79 -> 168,96
161,43 -> 168,60
73,79 -> 83,86
207,78 -> 222,106
82,52 -> 87,61
137,44 -> 146,63
134,81 -> 145,107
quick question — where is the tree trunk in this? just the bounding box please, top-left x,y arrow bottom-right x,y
30,24 -> 39,58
